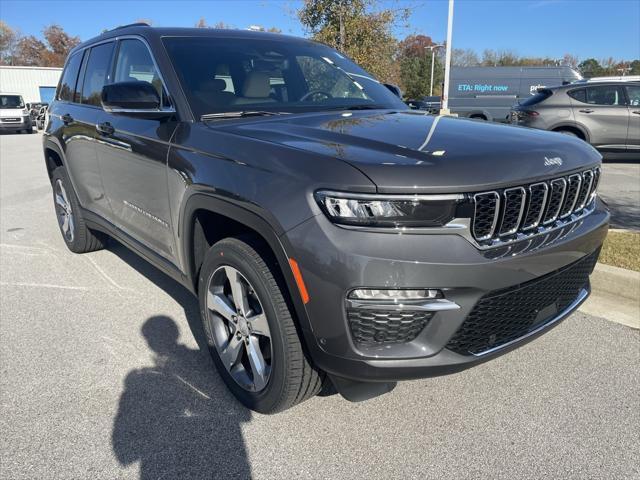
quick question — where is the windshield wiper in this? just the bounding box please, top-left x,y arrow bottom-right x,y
201,111 -> 286,121
330,104 -> 388,111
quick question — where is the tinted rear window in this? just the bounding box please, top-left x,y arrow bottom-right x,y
568,88 -> 586,103
81,42 -> 115,106
520,89 -> 552,106
57,51 -> 83,102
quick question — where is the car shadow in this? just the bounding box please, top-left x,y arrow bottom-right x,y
106,243 -> 253,479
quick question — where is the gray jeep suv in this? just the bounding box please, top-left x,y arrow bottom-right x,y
44,25 -> 608,413
511,81 -> 640,159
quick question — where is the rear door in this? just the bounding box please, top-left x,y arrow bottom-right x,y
570,85 -> 629,150
625,84 -> 640,151
95,37 -> 178,262
55,43 -> 114,220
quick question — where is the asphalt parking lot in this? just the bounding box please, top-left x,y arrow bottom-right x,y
598,161 -> 640,230
1,132 -> 639,480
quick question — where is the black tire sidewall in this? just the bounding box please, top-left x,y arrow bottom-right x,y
198,240 -> 291,412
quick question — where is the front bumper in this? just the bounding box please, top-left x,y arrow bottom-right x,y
0,116 -> 31,130
284,199 -> 609,382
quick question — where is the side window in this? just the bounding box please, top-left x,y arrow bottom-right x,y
114,39 -> 167,105
626,85 -> 640,106
585,85 -> 623,106
81,42 -> 115,106
57,51 -> 83,102
567,88 -> 586,104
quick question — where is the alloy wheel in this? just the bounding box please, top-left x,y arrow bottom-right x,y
206,266 -> 272,392
54,179 -> 75,243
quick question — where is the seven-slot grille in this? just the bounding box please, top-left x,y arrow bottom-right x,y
472,167 -> 600,243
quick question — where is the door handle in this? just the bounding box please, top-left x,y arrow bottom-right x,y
96,121 -> 115,136
632,110 -> 640,115
579,109 -> 594,114
61,113 -> 74,125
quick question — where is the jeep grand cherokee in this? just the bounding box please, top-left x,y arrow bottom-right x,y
43,25 -> 608,413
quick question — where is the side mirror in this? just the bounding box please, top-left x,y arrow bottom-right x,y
101,81 -> 162,112
383,83 -> 402,98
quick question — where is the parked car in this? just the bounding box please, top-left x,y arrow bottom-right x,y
0,92 -> 33,133
36,105 -> 48,130
448,66 -> 582,122
511,81 -> 640,159
44,25 -> 608,413
407,96 -> 441,113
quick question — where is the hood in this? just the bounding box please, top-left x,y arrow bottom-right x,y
216,110 -> 601,193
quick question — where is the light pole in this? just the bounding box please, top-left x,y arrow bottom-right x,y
441,0 -> 455,115
425,44 -> 444,97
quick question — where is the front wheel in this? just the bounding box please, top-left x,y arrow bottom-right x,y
198,236 -> 323,413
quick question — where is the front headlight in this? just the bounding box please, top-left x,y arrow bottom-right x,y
22,108 -> 29,115
315,190 -> 465,228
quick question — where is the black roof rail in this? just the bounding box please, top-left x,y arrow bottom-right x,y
109,22 -> 151,32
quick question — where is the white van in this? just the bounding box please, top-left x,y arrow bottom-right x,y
0,93 -> 33,134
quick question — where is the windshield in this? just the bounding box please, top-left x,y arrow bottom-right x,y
162,36 -> 407,118
0,95 -> 25,109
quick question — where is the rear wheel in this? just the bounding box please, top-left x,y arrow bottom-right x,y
198,236 -> 323,413
51,167 -> 106,253
557,129 -> 578,137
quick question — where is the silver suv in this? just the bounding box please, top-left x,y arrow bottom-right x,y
511,81 -> 640,159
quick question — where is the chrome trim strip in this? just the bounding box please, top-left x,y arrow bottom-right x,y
472,287 -> 590,357
323,167 -> 599,252
346,298 -> 461,312
316,190 -> 464,201
335,199 -> 596,249
543,178 -> 567,225
500,186 -> 526,236
560,174 -> 582,218
473,191 -> 501,241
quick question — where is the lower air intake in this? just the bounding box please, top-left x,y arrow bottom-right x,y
446,250 -> 599,356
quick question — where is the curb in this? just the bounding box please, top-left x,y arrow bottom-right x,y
580,262 -> 640,329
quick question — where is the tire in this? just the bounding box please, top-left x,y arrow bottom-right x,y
51,166 -> 106,253
557,129 -> 578,138
198,236 -> 323,413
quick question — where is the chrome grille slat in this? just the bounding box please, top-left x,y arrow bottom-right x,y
470,167 -> 600,245
499,187 -> 526,236
575,170 -> 594,211
543,178 -> 567,225
472,192 -> 500,241
560,174 -> 582,218
522,182 -> 548,230
590,167 -> 601,201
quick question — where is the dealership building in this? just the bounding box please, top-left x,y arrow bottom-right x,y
0,66 -> 62,104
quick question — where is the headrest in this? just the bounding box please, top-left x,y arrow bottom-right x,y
198,78 -> 227,92
242,71 -> 270,98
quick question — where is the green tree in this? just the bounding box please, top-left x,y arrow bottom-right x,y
578,58 -> 604,78
630,60 -> 640,75
298,0 -> 409,83
398,34 -> 443,98
0,21 -> 19,65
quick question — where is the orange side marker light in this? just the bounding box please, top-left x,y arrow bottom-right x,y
288,258 -> 310,304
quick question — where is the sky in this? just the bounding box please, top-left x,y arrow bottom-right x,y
1,0 -> 639,60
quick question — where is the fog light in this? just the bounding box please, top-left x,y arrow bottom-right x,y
348,288 -> 442,302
